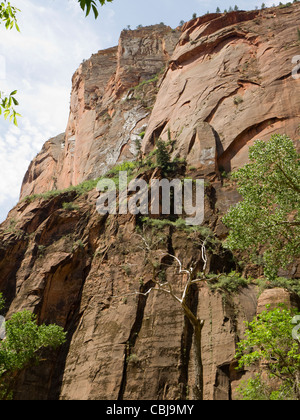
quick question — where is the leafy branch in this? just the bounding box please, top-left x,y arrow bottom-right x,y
78,0 -> 113,18
0,90 -> 20,125
0,1 -> 21,125
0,1 -> 20,31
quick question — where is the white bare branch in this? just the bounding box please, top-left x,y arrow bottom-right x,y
163,253 -> 191,277
200,237 -> 209,273
135,234 -> 151,252
115,233 -> 210,400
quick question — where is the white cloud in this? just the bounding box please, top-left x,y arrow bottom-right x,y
0,117 -> 45,222
0,115 -> 57,225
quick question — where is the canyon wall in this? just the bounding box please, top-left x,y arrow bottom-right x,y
20,5 -> 300,199
142,7 -> 300,173
0,4 -> 299,400
20,25 -> 180,199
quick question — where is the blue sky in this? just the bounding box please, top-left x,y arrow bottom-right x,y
0,0 -> 277,222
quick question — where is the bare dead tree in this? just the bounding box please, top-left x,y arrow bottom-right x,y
131,233 -> 221,400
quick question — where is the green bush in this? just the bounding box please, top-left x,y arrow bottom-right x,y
235,305 -> 300,400
0,309 -> 66,400
234,96 -> 243,105
236,374 -> 295,400
257,277 -> 300,297
207,271 -> 249,293
107,161 -> 137,176
62,202 -> 80,211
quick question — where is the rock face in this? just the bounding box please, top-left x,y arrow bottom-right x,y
142,7 -> 300,173
1,4 -> 300,400
20,6 -> 300,199
20,25 -> 180,199
0,188 -> 260,400
1,189 -> 299,401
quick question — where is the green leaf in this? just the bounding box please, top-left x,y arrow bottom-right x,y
223,135 -> 300,280
77,0 -> 113,18
0,310 -> 66,399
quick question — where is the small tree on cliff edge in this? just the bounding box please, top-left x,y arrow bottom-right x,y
156,139 -> 171,172
223,134 -> 300,280
0,294 -> 66,400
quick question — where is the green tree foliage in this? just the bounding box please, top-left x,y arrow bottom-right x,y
223,134 -> 300,279
0,90 -> 20,125
235,306 -> 300,400
0,294 -> 66,400
0,1 -> 20,125
77,0 -> 113,18
0,1 -> 20,30
156,139 -> 171,171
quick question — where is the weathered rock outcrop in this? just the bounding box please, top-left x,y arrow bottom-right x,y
257,288 -> 300,315
20,25 -> 180,199
0,186 -> 259,400
21,5 -> 300,200
142,6 -> 300,173
1,4 -> 300,400
1,182 -> 299,400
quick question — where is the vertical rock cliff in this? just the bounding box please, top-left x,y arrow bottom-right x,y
21,6 -> 300,199
0,4 -> 299,400
142,8 -> 300,173
20,25 -> 180,199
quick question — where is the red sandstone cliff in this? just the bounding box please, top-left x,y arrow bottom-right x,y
20,6 -> 300,199
142,7 -> 300,172
20,25 -> 180,199
0,4 -> 300,400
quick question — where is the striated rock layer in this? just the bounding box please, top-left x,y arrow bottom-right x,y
1,184 -> 299,400
20,25 -> 180,199
21,5 -> 300,199
1,4 -> 300,400
0,187 -> 264,400
142,7 -> 300,173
